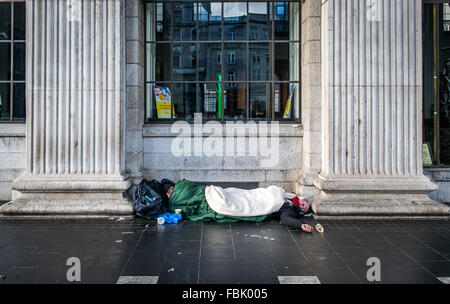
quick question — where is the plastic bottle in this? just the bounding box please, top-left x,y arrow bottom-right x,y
157,217 -> 165,225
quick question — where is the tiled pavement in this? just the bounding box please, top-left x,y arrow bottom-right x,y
0,217 -> 449,284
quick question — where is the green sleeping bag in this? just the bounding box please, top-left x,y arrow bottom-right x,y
168,180 -> 269,223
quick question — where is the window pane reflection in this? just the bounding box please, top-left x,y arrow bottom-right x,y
224,82 -> 246,120
0,3 -> 11,40
173,82 -> 197,120
13,83 -> 25,121
224,43 -> 246,81
198,2 -> 222,41
0,2 -> 26,123
274,83 -> 299,120
199,43 -> 222,81
173,43 -> 197,81
224,2 -> 247,41
0,43 -> 11,80
14,2 -> 25,40
173,3 -> 196,41
155,43 -> 171,81
198,82 -> 221,120
273,2 -> 289,40
153,3 -> 171,41
14,42 -> 25,81
249,43 -> 270,81
274,42 -> 299,81
0,83 -> 11,121
249,82 -> 270,120
249,2 -> 270,40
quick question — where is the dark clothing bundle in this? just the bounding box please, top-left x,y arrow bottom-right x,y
271,199 -> 308,229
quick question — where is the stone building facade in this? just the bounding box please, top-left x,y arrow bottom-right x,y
0,0 -> 449,217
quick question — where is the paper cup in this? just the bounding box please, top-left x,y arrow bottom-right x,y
315,224 -> 324,233
175,209 -> 182,215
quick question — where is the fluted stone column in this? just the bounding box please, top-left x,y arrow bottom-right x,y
313,0 -> 449,217
1,0 -> 132,215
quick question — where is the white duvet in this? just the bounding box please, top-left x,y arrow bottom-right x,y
204,185 -> 286,217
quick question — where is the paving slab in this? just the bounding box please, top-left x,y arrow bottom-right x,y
0,218 -> 448,284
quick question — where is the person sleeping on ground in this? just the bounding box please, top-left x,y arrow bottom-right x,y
162,179 -> 314,233
271,194 -> 314,233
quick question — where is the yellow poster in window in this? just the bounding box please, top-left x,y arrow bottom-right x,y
283,84 -> 296,119
153,86 -> 173,119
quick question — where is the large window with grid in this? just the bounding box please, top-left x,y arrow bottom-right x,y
0,0 -> 25,122
145,1 -> 300,122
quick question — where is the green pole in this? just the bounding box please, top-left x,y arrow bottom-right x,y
216,72 -> 222,119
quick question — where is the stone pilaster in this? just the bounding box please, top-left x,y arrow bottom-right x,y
313,0 -> 449,217
1,0 -> 132,215
125,0 -> 145,183
297,0 -> 322,198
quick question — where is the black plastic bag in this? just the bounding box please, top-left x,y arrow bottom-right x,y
147,179 -> 169,207
133,179 -> 167,219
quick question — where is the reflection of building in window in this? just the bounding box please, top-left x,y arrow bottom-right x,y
0,1 -> 26,122
444,4 -> 450,32
253,70 -> 260,80
275,2 -> 288,20
156,3 -> 164,33
252,53 -> 260,64
173,29 -> 180,40
145,1 -> 300,121
228,72 -> 236,87
217,51 -> 222,64
423,2 -> 450,166
175,55 -> 181,67
227,51 -> 235,64
203,85 -> 217,113
251,26 -> 258,39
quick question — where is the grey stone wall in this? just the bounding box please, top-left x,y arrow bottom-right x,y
142,124 -> 303,192
0,125 -> 26,201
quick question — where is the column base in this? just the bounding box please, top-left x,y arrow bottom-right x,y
0,174 -> 134,216
296,170 -> 321,198
0,199 -> 133,216
311,175 -> 450,218
296,184 -> 320,199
